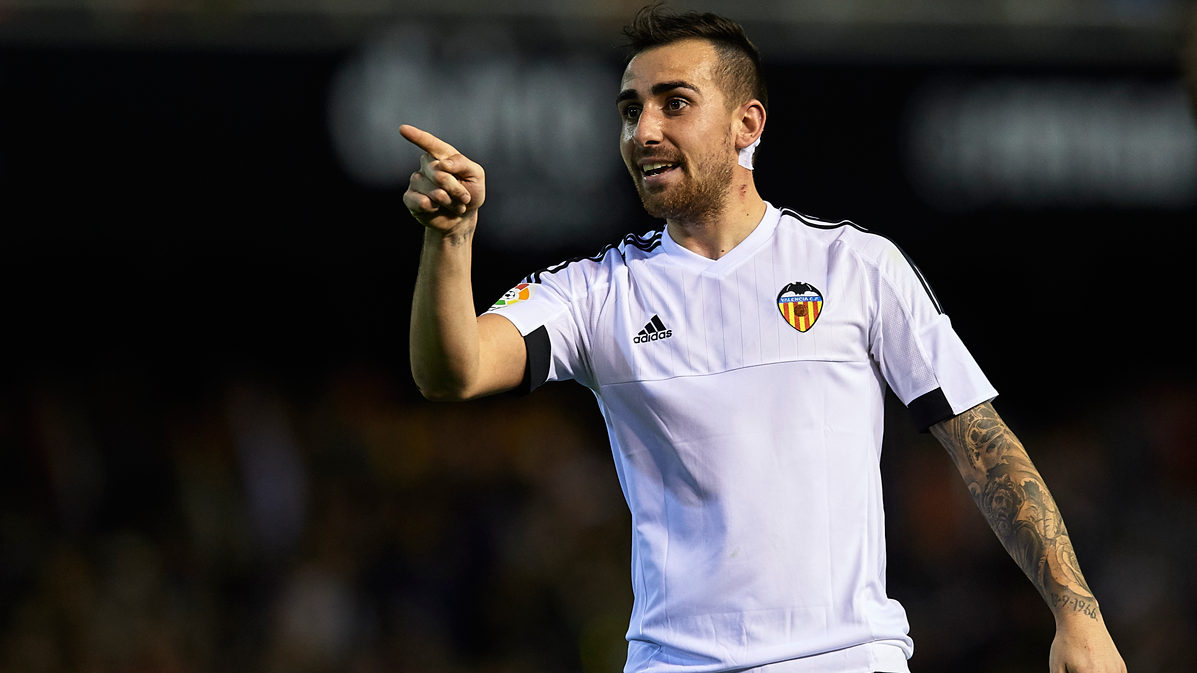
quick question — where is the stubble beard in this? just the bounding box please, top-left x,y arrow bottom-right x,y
633,144 -> 735,226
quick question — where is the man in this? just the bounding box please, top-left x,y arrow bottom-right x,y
403,7 -> 1125,673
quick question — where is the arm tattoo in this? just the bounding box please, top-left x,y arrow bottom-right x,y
930,402 -> 1099,621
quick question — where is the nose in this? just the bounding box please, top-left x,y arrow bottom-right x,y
632,107 -> 663,147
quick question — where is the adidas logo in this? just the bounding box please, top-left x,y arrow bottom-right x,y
633,315 -> 673,344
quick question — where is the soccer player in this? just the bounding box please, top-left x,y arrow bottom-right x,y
403,7 -> 1125,673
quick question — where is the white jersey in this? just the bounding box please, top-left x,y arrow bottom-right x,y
486,203 -> 996,673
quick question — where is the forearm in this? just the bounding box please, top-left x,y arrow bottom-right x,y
410,223 -> 483,400
931,403 -> 1100,626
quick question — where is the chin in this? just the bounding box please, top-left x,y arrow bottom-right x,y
634,186 -> 670,219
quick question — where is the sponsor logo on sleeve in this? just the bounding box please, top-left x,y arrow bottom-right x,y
490,283 -> 537,310
777,282 -> 823,332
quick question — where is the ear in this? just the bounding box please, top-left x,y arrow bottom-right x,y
734,99 -> 766,150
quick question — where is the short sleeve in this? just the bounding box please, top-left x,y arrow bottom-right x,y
482,261 -> 595,394
868,240 -> 997,432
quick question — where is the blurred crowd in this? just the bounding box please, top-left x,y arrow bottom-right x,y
0,366 -> 631,673
0,364 -> 1194,672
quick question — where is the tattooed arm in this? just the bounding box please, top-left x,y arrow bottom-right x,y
930,401 -> 1126,673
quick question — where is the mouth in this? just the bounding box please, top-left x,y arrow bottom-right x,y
640,161 -> 680,180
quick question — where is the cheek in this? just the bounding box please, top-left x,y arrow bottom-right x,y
620,125 -> 636,147
619,130 -> 636,162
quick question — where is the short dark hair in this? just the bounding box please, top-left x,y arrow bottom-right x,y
622,3 -> 768,114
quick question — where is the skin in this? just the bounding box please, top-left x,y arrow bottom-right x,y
931,402 -> 1126,672
401,125 -> 525,401
616,38 -> 766,260
403,36 -> 1127,672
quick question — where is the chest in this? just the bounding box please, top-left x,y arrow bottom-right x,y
581,243 -> 877,387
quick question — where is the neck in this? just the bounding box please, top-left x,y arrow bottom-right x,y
666,168 -> 767,260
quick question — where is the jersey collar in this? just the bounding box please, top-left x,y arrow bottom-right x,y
659,202 -> 781,275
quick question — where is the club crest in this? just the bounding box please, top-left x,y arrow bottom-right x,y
491,282 -> 537,309
777,282 -> 823,332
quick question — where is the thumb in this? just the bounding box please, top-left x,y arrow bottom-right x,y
440,155 -> 483,180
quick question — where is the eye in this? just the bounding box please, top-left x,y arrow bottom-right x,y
622,105 -> 642,121
666,98 -> 688,112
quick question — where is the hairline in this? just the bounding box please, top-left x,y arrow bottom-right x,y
627,37 -> 757,113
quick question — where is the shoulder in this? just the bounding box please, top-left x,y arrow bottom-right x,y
777,207 -> 898,261
776,206 -> 944,312
522,229 -> 664,286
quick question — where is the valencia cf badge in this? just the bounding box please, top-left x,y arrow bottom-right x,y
777,282 -> 823,332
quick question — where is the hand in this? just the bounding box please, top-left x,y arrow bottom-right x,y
1049,615 -> 1126,673
400,125 -> 486,237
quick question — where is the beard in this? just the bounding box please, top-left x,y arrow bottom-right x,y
632,141 -> 735,225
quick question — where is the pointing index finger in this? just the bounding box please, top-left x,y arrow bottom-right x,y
399,124 -> 459,160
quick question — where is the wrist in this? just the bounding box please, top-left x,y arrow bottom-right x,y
1052,595 -> 1103,629
424,215 -> 477,248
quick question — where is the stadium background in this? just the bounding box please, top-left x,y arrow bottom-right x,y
1,0 -> 1196,671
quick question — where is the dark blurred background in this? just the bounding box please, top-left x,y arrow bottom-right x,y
2,1 -> 1196,671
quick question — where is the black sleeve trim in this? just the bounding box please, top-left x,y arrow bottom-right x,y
909,387 -> 954,433
513,326 -> 551,396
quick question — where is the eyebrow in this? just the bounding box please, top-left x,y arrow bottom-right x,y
616,80 -> 702,105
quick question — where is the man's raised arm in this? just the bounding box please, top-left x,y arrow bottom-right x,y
930,401 -> 1125,673
402,125 -> 527,401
